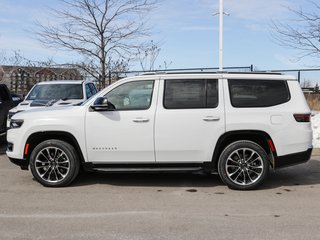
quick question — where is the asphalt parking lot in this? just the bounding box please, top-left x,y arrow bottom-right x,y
1,143 -> 320,240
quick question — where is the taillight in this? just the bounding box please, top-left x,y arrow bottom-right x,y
293,114 -> 311,122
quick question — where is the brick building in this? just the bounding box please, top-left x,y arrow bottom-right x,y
0,65 -> 82,95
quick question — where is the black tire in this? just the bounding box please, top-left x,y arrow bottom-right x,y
29,139 -> 80,187
218,140 -> 269,190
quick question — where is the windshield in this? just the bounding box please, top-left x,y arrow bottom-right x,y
26,84 -> 83,100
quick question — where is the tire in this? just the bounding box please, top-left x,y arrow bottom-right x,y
218,140 -> 269,190
29,139 -> 80,187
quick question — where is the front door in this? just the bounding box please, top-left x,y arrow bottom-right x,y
85,80 -> 157,163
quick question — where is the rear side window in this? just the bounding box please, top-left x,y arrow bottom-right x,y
228,79 -> 290,108
164,79 -> 218,109
89,83 -> 97,95
85,84 -> 93,99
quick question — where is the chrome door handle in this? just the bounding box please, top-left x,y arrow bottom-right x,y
203,116 -> 220,122
133,118 -> 150,123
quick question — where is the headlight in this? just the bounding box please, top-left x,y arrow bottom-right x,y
10,119 -> 24,129
7,112 -> 15,121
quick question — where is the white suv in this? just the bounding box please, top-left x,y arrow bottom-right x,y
7,80 -> 98,125
6,72 -> 313,190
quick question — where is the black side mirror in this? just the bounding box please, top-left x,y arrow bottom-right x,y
90,97 -> 115,111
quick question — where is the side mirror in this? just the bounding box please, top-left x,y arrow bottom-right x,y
90,97 -> 115,111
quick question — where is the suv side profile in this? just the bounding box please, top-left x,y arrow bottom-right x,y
6,72 -> 312,190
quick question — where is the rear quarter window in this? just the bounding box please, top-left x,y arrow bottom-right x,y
228,79 -> 290,108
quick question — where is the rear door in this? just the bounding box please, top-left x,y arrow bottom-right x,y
155,77 -> 225,162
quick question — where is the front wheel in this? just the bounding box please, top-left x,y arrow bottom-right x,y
218,140 -> 269,190
29,139 -> 80,187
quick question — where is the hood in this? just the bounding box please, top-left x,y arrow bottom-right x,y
13,105 -> 80,119
11,99 -> 83,113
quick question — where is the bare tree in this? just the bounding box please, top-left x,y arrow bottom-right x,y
36,0 -> 158,87
301,79 -> 313,88
137,40 -> 160,71
0,50 -> 54,67
158,60 -> 172,70
271,1 -> 320,61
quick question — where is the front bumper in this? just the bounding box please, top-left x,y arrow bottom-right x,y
9,157 -> 29,170
274,148 -> 313,169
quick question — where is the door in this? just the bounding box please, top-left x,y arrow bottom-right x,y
85,80 -> 158,163
155,78 -> 225,162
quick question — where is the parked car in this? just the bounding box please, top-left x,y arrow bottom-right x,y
7,80 -> 98,125
0,84 -> 15,141
6,72 -> 312,190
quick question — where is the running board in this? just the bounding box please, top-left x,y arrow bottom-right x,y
93,167 -> 203,173
83,162 -> 214,173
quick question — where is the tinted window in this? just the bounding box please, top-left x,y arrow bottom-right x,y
89,83 -> 97,95
85,84 -> 93,98
228,79 -> 290,108
164,79 -> 218,109
104,80 -> 154,110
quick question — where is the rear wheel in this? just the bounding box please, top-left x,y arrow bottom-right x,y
29,139 -> 80,187
218,140 -> 269,190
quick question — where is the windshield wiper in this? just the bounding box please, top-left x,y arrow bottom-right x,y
46,99 -> 57,107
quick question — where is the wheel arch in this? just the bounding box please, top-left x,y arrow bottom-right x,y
24,131 -> 85,165
212,130 -> 276,169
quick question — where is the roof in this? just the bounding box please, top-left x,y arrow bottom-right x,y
121,72 -> 297,82
36,80 -> 85,85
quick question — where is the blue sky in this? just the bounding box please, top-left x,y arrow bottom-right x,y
0,0 -> 320,83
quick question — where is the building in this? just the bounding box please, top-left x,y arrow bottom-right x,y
0,65 -> 82,95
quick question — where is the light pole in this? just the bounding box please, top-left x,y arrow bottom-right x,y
213,0 -> 228,72
219,0 -> 223,72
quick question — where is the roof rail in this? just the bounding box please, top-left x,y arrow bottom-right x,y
140,71 -> 283,75
141,71 -> 166,75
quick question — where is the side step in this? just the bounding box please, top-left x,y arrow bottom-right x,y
93,167 -> 203,173
83,163 -> 214,173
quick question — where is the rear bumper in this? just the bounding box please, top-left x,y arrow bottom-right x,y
274,148 -> 312,169
8,157 -> 29,170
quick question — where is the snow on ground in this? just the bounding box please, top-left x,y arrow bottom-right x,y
311,112 -> 320,148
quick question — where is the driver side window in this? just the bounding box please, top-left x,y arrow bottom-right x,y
104,80 -> 154,110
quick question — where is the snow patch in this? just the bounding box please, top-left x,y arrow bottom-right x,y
311,112 -> 320,148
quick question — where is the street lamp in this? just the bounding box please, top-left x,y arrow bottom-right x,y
213,0 -> 229,72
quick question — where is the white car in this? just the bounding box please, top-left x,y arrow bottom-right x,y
6,72 -> 312,190
7,80 -> 98,125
